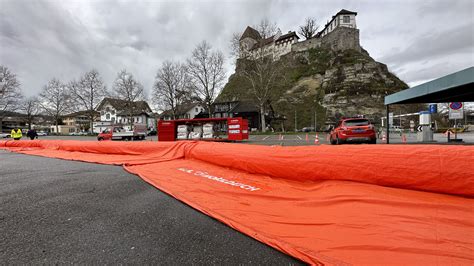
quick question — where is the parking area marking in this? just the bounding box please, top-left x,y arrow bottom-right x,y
296,135 -> 302,140
262,136 -> 270,141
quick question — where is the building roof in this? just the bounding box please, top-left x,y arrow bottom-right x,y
336,9 -> 357,16
0,111 -> 25,118
97,97 -> 152,113
230,101 -> 259,113
240,26 -> 262,41
249,31 -> 299,50
63,110 -> 100,118
276,31 -> 299,42
160,102 -> 202,117
385,67 -> 474,105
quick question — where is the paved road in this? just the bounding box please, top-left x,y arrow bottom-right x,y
0,150 -> 303,265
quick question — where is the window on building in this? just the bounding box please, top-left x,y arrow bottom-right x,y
106,113 -> 110,120
195,107 -> 198,112
106,107 -> 110,112
343,16 -> 350,23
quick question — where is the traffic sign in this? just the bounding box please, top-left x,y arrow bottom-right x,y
449,102 -> 464,119
449,102 -> 462,110
417,125 -> 423,132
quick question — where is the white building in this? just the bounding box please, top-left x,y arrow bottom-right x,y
93,97 -> 155,133
318,9 -> 357,38
160,102 -> 206,120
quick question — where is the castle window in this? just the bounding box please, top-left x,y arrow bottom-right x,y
343,16 -> 350,23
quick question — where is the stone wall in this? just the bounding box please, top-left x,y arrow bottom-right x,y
291,38 -> 321,52
320,27 -> 360,52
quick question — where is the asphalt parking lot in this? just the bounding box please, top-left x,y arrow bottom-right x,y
0,150 -> 303,264
24,131 -> 474,146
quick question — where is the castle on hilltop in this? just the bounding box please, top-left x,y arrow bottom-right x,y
239,9 -> 361,60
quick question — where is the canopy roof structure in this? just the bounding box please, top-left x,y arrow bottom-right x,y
385,67 -> 474,105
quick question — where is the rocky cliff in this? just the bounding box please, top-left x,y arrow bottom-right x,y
217,47 -> 411,130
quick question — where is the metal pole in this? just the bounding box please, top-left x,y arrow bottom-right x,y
294,109 -> 297,132
314,110 -> 317,132
386,105 -> 390,144
454,118 -> 457,140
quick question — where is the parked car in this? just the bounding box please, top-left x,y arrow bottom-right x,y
301,127 -> 315,132
0,132 -> 11,138
389,126 -> 403,133
37,131 -> 48,136
329,117 -> 376,144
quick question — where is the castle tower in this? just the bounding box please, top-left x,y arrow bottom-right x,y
318,9 -> 357,38
239,26 -> 261,58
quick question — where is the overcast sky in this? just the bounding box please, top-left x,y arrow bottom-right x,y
1,0 -> 473,98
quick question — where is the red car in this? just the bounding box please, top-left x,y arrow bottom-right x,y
330,117 -> 376,144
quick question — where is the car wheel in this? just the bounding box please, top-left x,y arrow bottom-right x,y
330,136 -> 336,145
98,137 -> 103,141
336,136 -> 341,145
369,138 -> 376,144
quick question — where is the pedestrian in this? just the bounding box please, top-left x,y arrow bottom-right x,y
12,128 -> 22,140
27,128 -> 38,140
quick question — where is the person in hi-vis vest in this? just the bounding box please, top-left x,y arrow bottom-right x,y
12,128 -> 22,140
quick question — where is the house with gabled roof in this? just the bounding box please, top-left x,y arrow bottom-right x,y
93,97 -> 155,133
159,102 -> 206,120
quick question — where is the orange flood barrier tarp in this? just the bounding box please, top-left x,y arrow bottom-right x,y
1,140 -> 473,265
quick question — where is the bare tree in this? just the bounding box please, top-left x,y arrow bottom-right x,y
298,17 -> 319,39
112,69 -> 145,126
39,79 -> 71,134
239,19 -> 281,132
0,65 -> 22,132
230,32 -> 242,60
19,96 -> 40,130
186,41 -> 226,117
255,18 -> 277,40
153,61 -> 191,119
69,69 -> 108,132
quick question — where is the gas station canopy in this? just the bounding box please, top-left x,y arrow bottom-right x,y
385,67 -> 474,105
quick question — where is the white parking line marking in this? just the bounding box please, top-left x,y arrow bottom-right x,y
262,136 -> 270,140
296,135 -> 302,140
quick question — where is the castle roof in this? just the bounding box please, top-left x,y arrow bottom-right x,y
336,9 -> 357,16
276,31 -> 299,42
249,31 -> 299,50
240,26 -> 261,41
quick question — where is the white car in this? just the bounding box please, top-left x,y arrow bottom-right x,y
0,132 -> 11,138
37,131 -> 48,136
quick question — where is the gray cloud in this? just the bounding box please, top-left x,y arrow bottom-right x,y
380,23 -> 474,68
0,0 -> 473,98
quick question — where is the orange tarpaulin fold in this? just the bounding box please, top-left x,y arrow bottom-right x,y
1,140 -> 473,265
